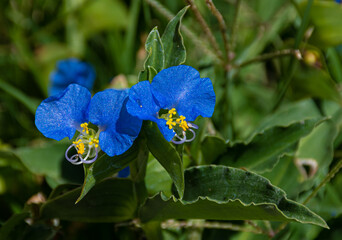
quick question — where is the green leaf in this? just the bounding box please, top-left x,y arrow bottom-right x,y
145,158 -> 173,197
218,118 -> 325,173
161,6 -> 188,68
254,99 -> 321,133
145,122 -> 184,198
139,165 -> 328,228
15,141 -> 83,186
41,178 -> 137,222
139,27 -> 164,82
76,139 -> 141,203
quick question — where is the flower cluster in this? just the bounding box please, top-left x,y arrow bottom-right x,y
35,84 -> 142,164
35,64 -> 215,165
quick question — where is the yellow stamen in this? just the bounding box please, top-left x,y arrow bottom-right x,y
176,115 -> 186,123
168,108 -> 176,118
73,140 -> 85,155
89,139 -> 99,148
80,122 -> 89,134
166,119 -> 176,129
179,120 -> 189,131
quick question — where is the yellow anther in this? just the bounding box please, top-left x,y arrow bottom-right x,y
168,108 -> 176,118
80,122 -> 89,134
76,142 -> 85,155
179,120 -> 189,131
176,115 -> 186,123
73,139 -> 85,155
89,139 -> 99,148
73,139 -> 82,145
166,119 -> 176,129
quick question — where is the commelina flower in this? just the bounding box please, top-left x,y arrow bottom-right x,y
35,84 -> 142,164
126,65 -> 215,144
49,58 -> 96,96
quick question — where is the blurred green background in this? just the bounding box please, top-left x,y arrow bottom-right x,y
1,0 -> 342,239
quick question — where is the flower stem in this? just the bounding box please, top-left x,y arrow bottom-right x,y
235,49 -> 302,68
275,158 -> 342,235
162,219 -> 262,234
205,0 -> 230,62
185,0 -> 224,62
303,158 -> 342,205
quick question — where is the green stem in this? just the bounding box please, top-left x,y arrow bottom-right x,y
230,0 -> 241,50
303,159 -> 342,205
235,49 -> 301,68
162,219 -> 262,234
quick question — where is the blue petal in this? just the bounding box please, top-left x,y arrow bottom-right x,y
35,84 -> 91,141
126,81 -> 160,121
49,58 -> 96,96
156,119 -> 175,142
116,97 -> 143,137
117,166 -> 130,178
151,65 -> 216,121
89,89 -> 141,157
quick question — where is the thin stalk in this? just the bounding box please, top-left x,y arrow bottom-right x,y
206,0 -> 230,61
185,0 -> 224,62
162,220 -> 262,234
303,159 -> 342,205
230,0 -> 241,50
272,0 -> 314,111
275,158 -> 342,234
144,0 -> 221,63
235,49 -> 301,68
245,220 -> 267,235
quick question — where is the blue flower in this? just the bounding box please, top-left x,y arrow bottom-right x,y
35,84 -> 142,164
49,58 -> 96,96
336,0 -> 341,4
126,65 -> 215,143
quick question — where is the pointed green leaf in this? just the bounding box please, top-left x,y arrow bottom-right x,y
217,118 -> 325,173
41,178 -> 137,222
161,6 -> 188,68
139,27 -> 164,82
145,122 -> 184,198
139,165 -> 328,228
76,139 -> 141,203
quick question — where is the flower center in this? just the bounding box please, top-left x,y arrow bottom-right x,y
65,122 -> 100,165
162,108 -> 198,144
